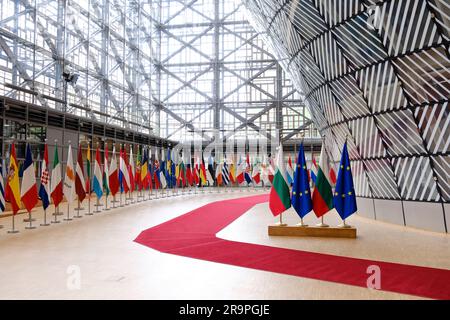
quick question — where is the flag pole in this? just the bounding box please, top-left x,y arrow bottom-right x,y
86,141 -> 94,215
52,204 -> 60,223
338,219 -> 352,228
74,199 -> 82,218
8,214 -> 19,233
41,139 -> 50,226
276,213 -> 287,226
51,140 -> 61,223
6,142 -> 20,233
74,143 -> 84,217
64,140 -> 73,221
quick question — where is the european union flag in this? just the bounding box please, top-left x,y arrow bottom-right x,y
291,143 -> 312,218
333,142 -> 357,220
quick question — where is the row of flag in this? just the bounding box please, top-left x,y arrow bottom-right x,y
269,142 -> 357,222
0,140 -> 344,219
0,142 -> 265,216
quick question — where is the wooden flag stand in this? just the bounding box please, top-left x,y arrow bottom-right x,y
268,224 -> 356,238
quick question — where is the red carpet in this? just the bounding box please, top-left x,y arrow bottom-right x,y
134,194 -> 450,299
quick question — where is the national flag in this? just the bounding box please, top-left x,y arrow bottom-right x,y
108,146 -> 119,196
261,156 -> 271,185
50,146 -> 63,207
21,144 -> 39,212
63,144 -> 76,203
177,158 -> 186,187
286,156 -> 294,185
158,152 -> 167,189
215,162 -> 223,186
119,146 -> 130,193
93,147 -> 103,199
129,146 -> 135,192
252,162 -> 261,184
141,147 -> 148,190
0,166 -> 5,213
86,144 -> 91,194
5,144 -> 21,214
193,158 -> 199,186
229,162 -> 236,184
136,147 -> 142,191
153,157 -> 161,189
333,142 -> 357,220
103,144 -> 110,196
186,162 -> 193,186
199,156 -> 207,186
244,154 -> 252,184
236,156 -> 245,184
312,147 -> 333,217
146,153 -> 154,189
75,145 -> 86,202
269,145 -> 291,216
171,159 -> 177,188
291,143 -> 312,218
311,154 -> 318,184
268,156 -> 275,183
222,161 -> 230,185
206,156 -> 215,186
39,143 -> 50,210
329,166 -> 337,187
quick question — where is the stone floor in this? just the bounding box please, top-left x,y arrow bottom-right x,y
0,188 -> 449,299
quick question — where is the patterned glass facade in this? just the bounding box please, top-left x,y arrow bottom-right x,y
242,0 -> 450,232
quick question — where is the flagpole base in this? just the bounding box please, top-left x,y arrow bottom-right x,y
74,207 -> 85,211
85,212 -> 94,215
274,222 -> 287,227
338,222 -> 352,228
23,218 -> 36,222
25,226 -> 37,230
51,220 -> 60,224
7,230 -> 19,234
315,222 -> 329,228
73,215 -> 83,219
40,223 -> 50,226
295,222 -> 308,227
63,218 -> 73,221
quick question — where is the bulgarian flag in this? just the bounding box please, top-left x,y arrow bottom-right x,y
312,147 -> 333,217
269,145 -> 291,216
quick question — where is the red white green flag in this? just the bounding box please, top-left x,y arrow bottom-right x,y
269,145 -> 291,216
312,146 -> 333,217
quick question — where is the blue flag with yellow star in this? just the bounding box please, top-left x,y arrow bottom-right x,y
333,142 -> 357,220
291,143 -> 312,218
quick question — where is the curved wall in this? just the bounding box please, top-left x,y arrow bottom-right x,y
242,0 -> 450,232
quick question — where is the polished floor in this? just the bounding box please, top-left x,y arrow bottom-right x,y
0,189 -> 449,299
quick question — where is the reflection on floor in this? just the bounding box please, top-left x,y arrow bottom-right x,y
0,189 -> 449,299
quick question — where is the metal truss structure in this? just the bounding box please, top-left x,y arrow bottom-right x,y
0,0 -> 159,134
157,0 -> 316,145
0,0 -> 317,148
243,0 -> 450,232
